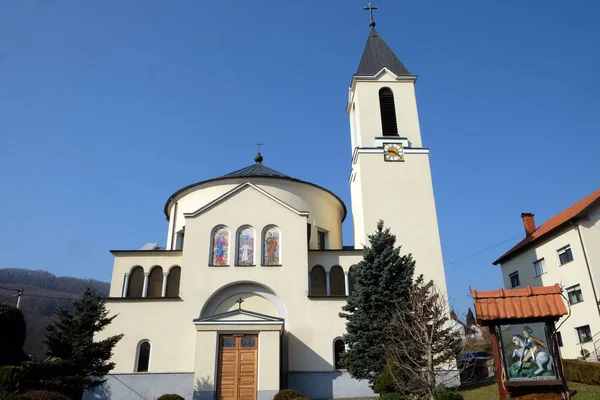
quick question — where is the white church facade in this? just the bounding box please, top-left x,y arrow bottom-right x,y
91,23 -> 449,400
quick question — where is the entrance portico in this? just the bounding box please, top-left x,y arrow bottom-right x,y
193,309 -> 284,400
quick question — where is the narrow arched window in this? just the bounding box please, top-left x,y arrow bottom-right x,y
379,87 -> 398,136
136,341 -> 151,372
211,226 -> 230,266
127,266 -> 144,298
236,226 -> 255,266
263,226 -> 281,265
147,266 -> 163,298
166,266 -> 181,297
330,266 -> 345,296
348,265 -> 357,295
334,338 -> 345,369
311,265 -> 326,296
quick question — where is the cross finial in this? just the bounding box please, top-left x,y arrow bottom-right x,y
255,143 -> 264,153
364,2 -> 377,28
236,297 -> 244,310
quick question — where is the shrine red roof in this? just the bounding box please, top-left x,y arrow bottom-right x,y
470,284 -> 568,325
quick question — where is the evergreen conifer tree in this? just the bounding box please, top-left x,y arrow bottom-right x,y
43,287 -> 122,399
0,304 -> 27,366
466,307 -> 476,327
340,220 -> 415,385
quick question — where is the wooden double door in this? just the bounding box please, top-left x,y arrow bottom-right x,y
217,335 -> 258,400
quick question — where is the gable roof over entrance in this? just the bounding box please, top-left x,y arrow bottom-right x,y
193,309 -> 284,325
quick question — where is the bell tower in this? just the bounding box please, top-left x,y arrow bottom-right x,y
348,17 -> 448,288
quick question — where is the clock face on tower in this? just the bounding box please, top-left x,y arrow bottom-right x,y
383,143 -> 404,162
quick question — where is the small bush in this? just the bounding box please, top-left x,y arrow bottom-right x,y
0,366 -> 24,396
564,359 -> 600,385
273,389 -> 302,400
434,386 -> 463,400
378,393 -> 412,400
7,391 -> 70,400
374,366 -> 396,394
295,397 -> 311,400
156,395 -> 184,400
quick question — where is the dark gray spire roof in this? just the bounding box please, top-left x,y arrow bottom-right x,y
220,154 -> 290,178
356,27 -> 410,76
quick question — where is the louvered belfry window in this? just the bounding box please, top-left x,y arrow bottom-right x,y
379,87 -> 398,136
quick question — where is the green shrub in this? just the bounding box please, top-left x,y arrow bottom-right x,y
434,386 -> 464,400
273,389 -> 302,400
564,359 -> 600,385
374,366 -> 396,394
0,366 -> 24,396
7,391 -> 70,400
378,393 -> 412,400
156,395 -> 184,400
295,397 -> 311,400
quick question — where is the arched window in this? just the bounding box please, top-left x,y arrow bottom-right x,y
136,341 -> 151,372
263,226 -> 281,265
147,266 -> 163,298
348,265 -> 357,295
330,266 -> 345,296
236,226 -> 255,266
127,266 -> 144,298
379,87 -> 398,136
334,338 -> 345,369
166,266 -> 181,297
211,226 -> 230,266
311,265 -> 326,296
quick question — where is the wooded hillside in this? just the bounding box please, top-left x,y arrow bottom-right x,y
0,268 -> 110,359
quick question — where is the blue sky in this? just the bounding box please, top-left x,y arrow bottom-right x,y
1,1 -> 599,315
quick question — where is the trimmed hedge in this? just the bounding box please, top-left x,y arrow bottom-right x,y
564,359 -> 600,385
434,387 -> 464,400
273,389 -> 302,400
156,395 -> 184,400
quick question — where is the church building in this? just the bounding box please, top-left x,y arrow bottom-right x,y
91,19 -> 449,400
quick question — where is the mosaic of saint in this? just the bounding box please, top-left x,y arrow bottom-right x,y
499,322 -> 556,380
237,227 -> 255,265
212,227 -> 229,265
263,226 -> 280,265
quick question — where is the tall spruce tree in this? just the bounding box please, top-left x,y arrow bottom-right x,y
0,304 -> 27,366
466,307 -> 476,327
44,287 -> 123,399
340,220 -> 415,385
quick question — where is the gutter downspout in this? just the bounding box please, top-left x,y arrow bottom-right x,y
574,222 -> 600,318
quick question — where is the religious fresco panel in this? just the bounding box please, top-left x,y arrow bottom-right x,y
497,322 -> 557,381
237,227 -> 255,265
263,226 -> 280,265
211,227 -> 229,265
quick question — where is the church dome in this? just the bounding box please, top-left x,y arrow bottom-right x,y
163,155 -> 347,249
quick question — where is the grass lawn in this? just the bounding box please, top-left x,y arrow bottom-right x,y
458,381 -> 600,400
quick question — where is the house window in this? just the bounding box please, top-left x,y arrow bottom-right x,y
136,341 -> 151,372
557,331 -> 563,347
175,230 -> 185,250
263,225 -> 281,265
509,271 -> 520,288
317,231 -> 326,250
558,245 -> 574,265
236,226 -> 255,266
378,87 -> 398,136
211,226 -> 230,266
533,258 -> 546,277
576,325 -> 592,344
567,284 -> 584,305
334,338 -> 345,369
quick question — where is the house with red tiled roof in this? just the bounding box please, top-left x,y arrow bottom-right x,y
493,188 -> 600,359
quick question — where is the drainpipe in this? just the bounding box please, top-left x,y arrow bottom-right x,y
574,222 -> 600,318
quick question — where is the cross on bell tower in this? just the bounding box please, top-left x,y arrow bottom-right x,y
364,2 -> 378,27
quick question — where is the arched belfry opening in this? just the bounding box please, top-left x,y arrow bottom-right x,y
379,87 -> 398,136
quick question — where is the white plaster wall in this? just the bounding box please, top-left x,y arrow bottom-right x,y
165,178 -> 345,250
351,152 -> 448,298
499,224 -> 600,359
258,331 -> 280,391
350,71 -> 423,148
